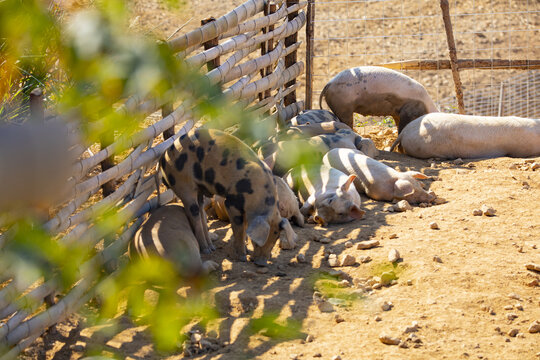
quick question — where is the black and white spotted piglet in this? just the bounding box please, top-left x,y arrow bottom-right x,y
160,128 -> 284,266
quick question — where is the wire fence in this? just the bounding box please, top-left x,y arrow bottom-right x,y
309,0 -> 540,118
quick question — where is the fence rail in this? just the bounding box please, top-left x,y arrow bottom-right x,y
0,0 -> 306,356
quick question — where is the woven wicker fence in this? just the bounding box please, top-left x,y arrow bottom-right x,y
0,0 -> 306,357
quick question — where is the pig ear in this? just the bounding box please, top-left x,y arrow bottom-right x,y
247,215 -> 270,248
349,205 -> 366,220
262,153 -> 276,170
407,171 -> 429,180
341,174 -> 357,192
313,215 -> 327,227
394,179 -> 415,198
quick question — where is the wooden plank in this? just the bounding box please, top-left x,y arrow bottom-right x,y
284,0 -> 299,107
305,0 -> 315,110
377,59 -> 540,71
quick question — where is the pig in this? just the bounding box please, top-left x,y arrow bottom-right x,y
129,204 -> 219,277
311,129 -> 379,158
262,139 -> 330,177
285,121 -> 352,138
291,109 -> 342,125
323,148 -> 435,204
319,66 -> 439,132
284,164 -> 365,226
390,113 -> 540,159
210,175 -> 304,250
160,128 -> 284,266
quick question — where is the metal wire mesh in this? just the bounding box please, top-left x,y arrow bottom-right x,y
309,0 -> 540,118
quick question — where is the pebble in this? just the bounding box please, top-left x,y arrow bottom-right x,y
338,280 -> 350,288
525,263 -> 540,272
394,200 -> 413,212
433,255 -> 443,263
331,356 -> 342,360
389,233 -> 398,239
430,221 -> 439,229
305,334 -> 314,343
241,270 -> 256,279
481,204 -> 496,216
191,332 -> 202,343
381,301 -> 393,311
508,293 -> 522,300
388,248 -> 401,263
528,320 -> 540,333
313,353 -> 322,358
407,279 -> 413,286
319,237 -> 331,244
290,354 -> 299,360
380,271 -> 396,286
527,279 -> 539,287
296,253 -> 307,263
357,240 -> 379,249
472,209 -> 483,216
404,322 -> 419,333
515,303 -> 523,311
372,283 -> 383,289
375,315 -> 382,322
318,301 -> 335,313
328,254 -> 340,267
506,313 -> 518,321
508,328 -> 519,337
359,255 -> 372,263
334,314 -> 345,323
431,196 -> 445,205
532,162 -> 540,170
453,158 -> 464,165
379,334 -> 401,345
504,305 -> 513,310
256,267 -> 269,274
345,241 -> 353,248
340,254 -> 356,266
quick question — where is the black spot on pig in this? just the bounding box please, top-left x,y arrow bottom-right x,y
193,163 -> 203,180
225,194 -> 245,211
321,136 -> 331,147
235,178 -> 253,194
204,168 -> 215,184
197,184 -> 212,197
236,158 -> 247,170
188,144 -> 196,152
166,173 -> 176,186
208,139 -> 215,147
220,149 -> 230,166
265,196 -> 275,206
215,182 -> 226,196
189,204 -> 200,216
196,147 -> 205,162
175,153 -> 188,171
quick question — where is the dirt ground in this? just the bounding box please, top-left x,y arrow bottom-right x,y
19,1 -> 540,359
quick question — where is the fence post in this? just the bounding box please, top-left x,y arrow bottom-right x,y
498,82 -> 504,117
201,17 -> 220,72
260,2 -> 277,103
99,134 -> 116,197
305,0 -> 315,110
284,0 -> 299,107
440,0 -> 465,114
29,88 -> 44,122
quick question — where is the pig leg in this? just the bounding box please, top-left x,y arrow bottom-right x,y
198,192 -> 215,251
332,108 -> 354,129
279,218 -> 297,250
178,190 -> 213,254
225,206 -> 248,261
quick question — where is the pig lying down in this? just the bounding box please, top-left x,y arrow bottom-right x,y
323,148 -> 436,204
319,66 -> 439,132
129,204 -> 219,278
390,113 -> 540,159
285,164 -> 365,226
160,128 -> 284,266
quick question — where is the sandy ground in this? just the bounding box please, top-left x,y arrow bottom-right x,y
18,1 -> 540,359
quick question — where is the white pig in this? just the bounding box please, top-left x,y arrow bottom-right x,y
390,113 -> 540,159
323,148 -> 435,204
284,164 -> 365,226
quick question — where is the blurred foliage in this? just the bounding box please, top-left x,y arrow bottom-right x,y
311,272 -> 364,307
249,313 -> 303,340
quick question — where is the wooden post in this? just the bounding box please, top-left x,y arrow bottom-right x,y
305,0 -> 315,110
498,82 -> 504,117
99,134 -> 116,197
161,102 -> 175,140
29,88 -> 44,122
262,2 -> 277,101
440,0 -> 465,114
284,0 -> 299,107
201,17 -> 220,72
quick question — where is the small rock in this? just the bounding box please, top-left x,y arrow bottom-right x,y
190,332 -> 202,343
380,271 -> 396,286
472,209 -> 483,216
429,221 -> 439,230
313,353 -> 322,358
399,341 -> 409,348
404,323 -> 419,333
305,334 -> 314,343
509,164 -> 518,170
372,283 -> 383,289
508,328 -> 519,337
241,270 -> 256,279
394,200 -> 412,212
256,267 -> 269,274
340,254 -> 356,266
319,237 -> 331,244
381,301 -> 393,311
481,204 -> 496,216
528,320 -> 540,333
388,248 -> 401,263
453,158 -> 464,165
296,253 -> 307,263
334,314 -> 345,323
328,254 -> 340,267
525,263 -> 540,272
357,240 -> 379,249
515,303 -> 523,311
433,255 -> 443,263
516,332 -> 525,338
331,356 -> 341,360
379,334 -> 401,345
276,271 -> 287,277
407,279 -> 413,286
318,301 -> 334,313
375,315 -> 382,322
359,255 -> 372,263
338,280 -> 350,288
527,279 -> 539,287
290,354 -> 299,360
508,293 -> 522,300
506,313 -> 518,321
389,233 -> 398,239
504,305 -> 514,310
432,197 -> 446,205
532,162 -> 540,170
345,241 -> 353,248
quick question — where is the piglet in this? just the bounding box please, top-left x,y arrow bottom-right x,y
323,148 -> 435,204
129,204 -> 219,278
284,164 -> 365,226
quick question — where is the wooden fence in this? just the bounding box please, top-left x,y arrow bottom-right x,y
0,0 -> 306,357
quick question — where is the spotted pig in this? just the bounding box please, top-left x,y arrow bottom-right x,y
160,128 -> 284,266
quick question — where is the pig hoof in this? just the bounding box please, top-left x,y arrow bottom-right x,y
202,260 -> 219,274
253,258 -> 268,267
235,254 -> 247,262
209,243 -> 216,251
